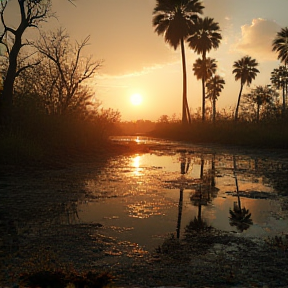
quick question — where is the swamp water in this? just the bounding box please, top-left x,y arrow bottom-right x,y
1,136 -> 288,283
77,136 -> 288,252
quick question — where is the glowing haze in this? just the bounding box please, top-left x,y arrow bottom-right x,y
45,1 -> 288,120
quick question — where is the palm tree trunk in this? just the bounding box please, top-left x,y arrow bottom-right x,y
180,38 -> 190,124
201,77 -> 205,121
212,92 -> 216,124
201,52 -> 207,122
235,83 -> 244,121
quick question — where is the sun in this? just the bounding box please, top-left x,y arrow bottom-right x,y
130,93 -> 143,106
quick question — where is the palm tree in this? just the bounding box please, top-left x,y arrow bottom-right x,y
272,27 -> 288,65
272,27 -> 288,116
206,74 -> 225,123
187,17 -> 222,121
193,58 -> 217,80
193,57 -> 217,118
270,66 -> 287,113
152,0 -> 204,124
232,56 -> 260,121
250,85 -> 273,122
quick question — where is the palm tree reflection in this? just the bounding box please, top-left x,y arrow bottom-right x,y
191,155 -> 218,210
186,184 -> 211,237
176,152 -> 190,238
229,156 -> 253,232
178,154 -> 219,238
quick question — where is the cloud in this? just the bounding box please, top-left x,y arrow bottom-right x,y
97,60 -> 180,81
233,18 -> 281,61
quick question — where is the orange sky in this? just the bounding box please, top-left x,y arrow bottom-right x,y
7,0 -> 288,121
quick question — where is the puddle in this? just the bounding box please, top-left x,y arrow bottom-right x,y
77,137 -> 288,252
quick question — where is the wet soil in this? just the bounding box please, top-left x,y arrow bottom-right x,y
1,140 -> 288,287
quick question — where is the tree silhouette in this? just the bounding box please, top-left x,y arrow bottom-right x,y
187,17 -> 222,121
32,29 -> 101,115
270,66 -> 287,114
272,27 -> 288,116
232,56 -> 260,121
193,57 -> 217,119
272,27 -> 288,65
206,74 -> 225,123
152,0 -> 204,124
0,0 -> 52,124
193,58 -> 217,83
249,85 -> 273,122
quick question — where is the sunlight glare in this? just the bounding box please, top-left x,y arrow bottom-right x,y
133,155 -> 141,169
132,155 -> 141,176
130,93 -> 143,106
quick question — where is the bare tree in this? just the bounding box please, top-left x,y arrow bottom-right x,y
25,28 -> 102,115
0,0 -> 52,124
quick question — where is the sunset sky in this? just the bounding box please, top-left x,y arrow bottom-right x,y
14,1 -> 288,120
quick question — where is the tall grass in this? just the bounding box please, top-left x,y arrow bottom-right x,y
2,110 -> 287,167
0,112 -> 115,166
150,119 -> 288,149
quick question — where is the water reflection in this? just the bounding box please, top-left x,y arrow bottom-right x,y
176,152 -> 188,238
229,155 -> 253,232
187,154 -> 218,236
132,155 -> 142,176
78,137 -> 288,252
176,152 -> 220,238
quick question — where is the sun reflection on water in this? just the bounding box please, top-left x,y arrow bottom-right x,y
127,201 -> 164,219
132,155 -> 142,176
